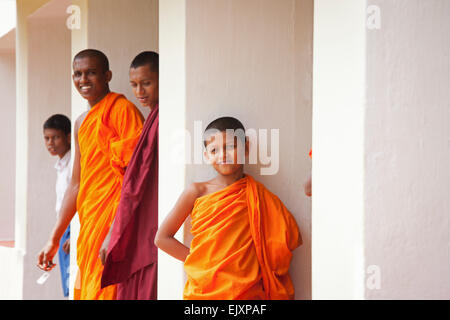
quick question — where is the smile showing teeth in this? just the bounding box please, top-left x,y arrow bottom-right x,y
80,86 -> 92,90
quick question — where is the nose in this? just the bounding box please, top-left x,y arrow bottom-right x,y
137,84 -> 145,95
219,149 -> 229,163
80,72 -> 89,83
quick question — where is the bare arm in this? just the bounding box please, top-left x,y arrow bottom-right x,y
304,174 -> 312,197
37,113 -> 85,271
154,184 -> 201,262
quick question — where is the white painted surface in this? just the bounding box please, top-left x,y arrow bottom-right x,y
0,50 -> 16,242
184,0 -> 313,299
0,247 -> 23,299
312,0 -> 366,299
158,0 -> 186,300
24,4 -> 72,299
0,0 -> 16,38
88,0 -> 159,119
364,0 -> 450,299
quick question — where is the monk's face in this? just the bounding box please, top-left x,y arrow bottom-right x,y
129,65 -> 159,109
72,57 -> 112,106
204,131 -> 248,176
44,128 -> 71,158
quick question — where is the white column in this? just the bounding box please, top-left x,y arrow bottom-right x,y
158,0 -> 187,300
312,0 -> 366,299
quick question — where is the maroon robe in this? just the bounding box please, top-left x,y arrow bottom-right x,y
101,105 -> 158,299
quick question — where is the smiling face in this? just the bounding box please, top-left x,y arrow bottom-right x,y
129,65 -> 159,109
44,128 -> 71,158
72,56 -> 112,107
204,130 -> 248,176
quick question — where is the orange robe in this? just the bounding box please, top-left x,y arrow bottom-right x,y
183,175 -> 302,300
76,92 -> 144,300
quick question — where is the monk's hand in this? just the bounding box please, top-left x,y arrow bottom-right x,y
62,239 -> 70,254
37,240 -> 59,271
99,231 -> 112,266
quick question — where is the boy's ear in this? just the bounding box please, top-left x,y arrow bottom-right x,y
245,137 -> 250,156
203,149 -> 214,165
106,70 -> 112,83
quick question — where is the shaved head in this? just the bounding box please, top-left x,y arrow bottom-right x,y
130,51 -> 159,73
73,49 -> 110,72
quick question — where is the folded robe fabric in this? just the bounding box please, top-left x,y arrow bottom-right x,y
183,175 -> 302,300
76,92 -> 144,300
101,105 -> 159,300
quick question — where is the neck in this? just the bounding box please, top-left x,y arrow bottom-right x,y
88,89 -> 110,108
58,149 -> 70,159
216,167 -> 245,186
148,102 -> 158,111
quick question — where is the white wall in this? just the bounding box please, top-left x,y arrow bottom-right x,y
158,0 -> 186,300
88,0 -> 159,118
24,10 -> 72,299
184,0 -> 313,299
312,0 -> 366,299
313,0 -> 450,300
0,50 -> 16,242
364,0 -> 450,299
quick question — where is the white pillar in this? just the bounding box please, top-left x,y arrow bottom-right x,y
158,0 -> 187,300
13,0 -> 53,300
312,0 -> 366,299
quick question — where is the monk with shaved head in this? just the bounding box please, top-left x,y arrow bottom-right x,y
37,49 -> 144,300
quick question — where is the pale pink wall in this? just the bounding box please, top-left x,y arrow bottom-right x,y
365,0 -> 450,299
185,0 -> 313,299
88,0 -> 159,119
24,13 -> 71,299
0,50 -> 16,242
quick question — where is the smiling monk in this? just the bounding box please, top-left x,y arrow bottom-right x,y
37,49 -> 144,300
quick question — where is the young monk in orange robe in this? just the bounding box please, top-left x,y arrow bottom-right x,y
37,49 -> 144,300
155,117 -> 302,300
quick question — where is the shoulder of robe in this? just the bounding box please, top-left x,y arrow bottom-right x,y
110,95 -> 143,121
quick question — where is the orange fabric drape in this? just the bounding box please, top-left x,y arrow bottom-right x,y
183,175 -> 301,300
76,92 -> 144,300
